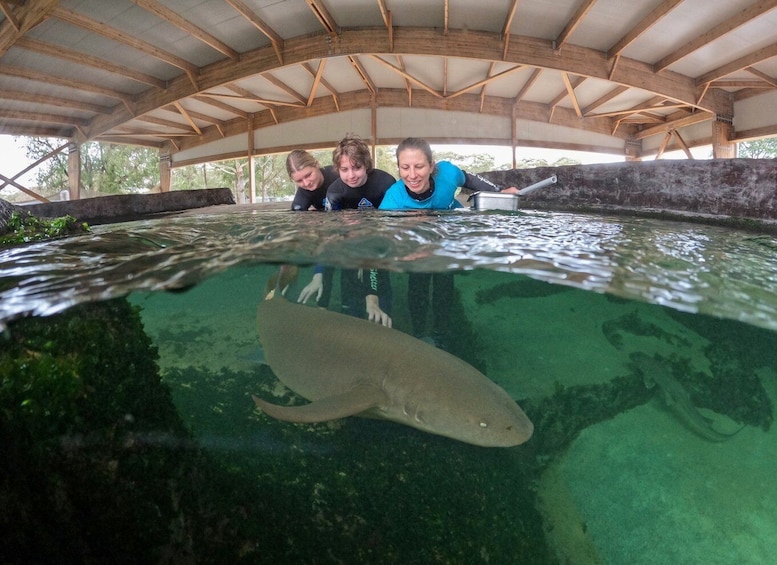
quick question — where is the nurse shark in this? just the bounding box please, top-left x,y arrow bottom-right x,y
252,284 -> 533,448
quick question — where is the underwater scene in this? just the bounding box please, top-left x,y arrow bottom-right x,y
1,208 -> 776,564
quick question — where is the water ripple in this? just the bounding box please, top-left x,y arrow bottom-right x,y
2,208 -> 777,331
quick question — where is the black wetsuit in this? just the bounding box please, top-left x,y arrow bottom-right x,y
327,168 -> 396,318
326,169 -> 395,210
290,166 -> 338,211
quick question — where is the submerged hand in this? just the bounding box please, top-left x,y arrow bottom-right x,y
365,294 -> 392,328
297,272 -> 324,304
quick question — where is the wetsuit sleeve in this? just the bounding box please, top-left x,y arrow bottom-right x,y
462,171 -> 503,192
291,188 -> 311,211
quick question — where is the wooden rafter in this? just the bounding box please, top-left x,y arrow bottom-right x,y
307,59 -> 326,107
0,2 -> 21,32
0,108 -> 90,127
633,111 -> 713,140
696,41 -> 777,85
502,0 -> 520,59
370,55 -> 443,98
555,0 -> 596,50
225,0 -> 284,64
376,0 -> 393,51
0,142 -> 68,191
130,0 -> 239,60
607,0 -> 683,58
0,63 -> 132,104
654,0 -> 777,72
479,62 -> 496,112
260,73 -> 307,105
447,65 -> 524,100
582,85 -> 628,115
199,91 -> 304,108
138,114 -> 197,132
305,0 -> 337,34
303,62 -> 340,111
173,101 -> 202,135
51,7 -> 200,76
554,74 -> 586,118
0,89 -> 113,115
16,37 -> 167,89
746,66 -> 777,88
162,104 -> 223,125
348,55 -> 377,95
396,56 -> 413,106
190,96 -> 245,119
513,68 -> 542,104
0,0 -> 60,58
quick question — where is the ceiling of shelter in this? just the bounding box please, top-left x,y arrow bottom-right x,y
2,0 -> 777,167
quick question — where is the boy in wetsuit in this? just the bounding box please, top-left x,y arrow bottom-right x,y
297,135 -> 396,326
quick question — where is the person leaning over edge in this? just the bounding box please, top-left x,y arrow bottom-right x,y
378,137 -> 519,344
297,134 -> 396,327
286,149 -> 339,211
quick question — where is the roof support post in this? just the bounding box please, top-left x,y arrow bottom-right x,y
248,113 -> 256,204
712,114 -> 736,159
624,138 -> 642,161
67,141 -> 81,200
159,151 -> 171,192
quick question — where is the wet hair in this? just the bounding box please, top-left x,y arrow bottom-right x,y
332,134 -> 374,172
396,137 -> 437,174
286,149 -> 320,177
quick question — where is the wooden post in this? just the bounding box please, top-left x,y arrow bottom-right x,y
511,106 -> 518,170
159,151 -> 171,192
712,115 -> 736,159
67,141 -> 80,200
248,113 -> 256,204
624,138 -> 642,161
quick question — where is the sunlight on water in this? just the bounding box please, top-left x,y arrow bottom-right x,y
2,208 -> 777,331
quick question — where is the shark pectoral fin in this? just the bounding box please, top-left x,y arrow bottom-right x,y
252,384 -> 387,423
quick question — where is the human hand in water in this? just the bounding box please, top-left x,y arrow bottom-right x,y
365,294 -> 392,328
297,272 -> 324,304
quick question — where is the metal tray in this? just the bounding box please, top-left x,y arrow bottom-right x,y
472,191 -> 519,211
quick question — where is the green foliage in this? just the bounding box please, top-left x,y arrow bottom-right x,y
738,138 -> 777,159
0,211 -> 89,247
23,138 -> 160,195
433,150 -> 496,173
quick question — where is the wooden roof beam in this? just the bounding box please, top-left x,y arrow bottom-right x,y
655,0 -> 777,72
225,0 -> 284,64
513,67 -> 542,104
555,0 -> 596,50
130,0 -> 239,60
349,55 -> 377,96
696,41 -> 777,85
52,7 -> 200,76
447,64 -> 524,100
259,73 -> 308,105
502,0 -> 520,59
582,84 -> 628,115
607,0 -> 683,59
306,59 -> 326,106
376,0 -> 393,51
305,0 -> 338,34
371,55 -> 443,98
0,89 -> 113,115
192,95 -> 252,120
16,37 -> 167,89
745,66 -> 777,88
303,61 -> 341,111
0,0 -> 60,58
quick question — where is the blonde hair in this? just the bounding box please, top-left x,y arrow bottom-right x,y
286,149 -> 320,176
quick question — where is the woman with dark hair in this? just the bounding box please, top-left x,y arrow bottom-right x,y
379,137 -> 518,343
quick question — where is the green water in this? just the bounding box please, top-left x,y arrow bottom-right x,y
2,209 -> 777,563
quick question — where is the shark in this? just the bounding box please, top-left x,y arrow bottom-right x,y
631,352 -> 742,442
251,285 -> 533,448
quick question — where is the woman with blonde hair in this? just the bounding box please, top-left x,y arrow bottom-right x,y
286,149 -> 339,211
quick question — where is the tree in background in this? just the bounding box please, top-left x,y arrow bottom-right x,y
738,138 -> 777,158
23,138 -> 159,195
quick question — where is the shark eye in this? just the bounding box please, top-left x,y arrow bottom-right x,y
479,422 -> 488,428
